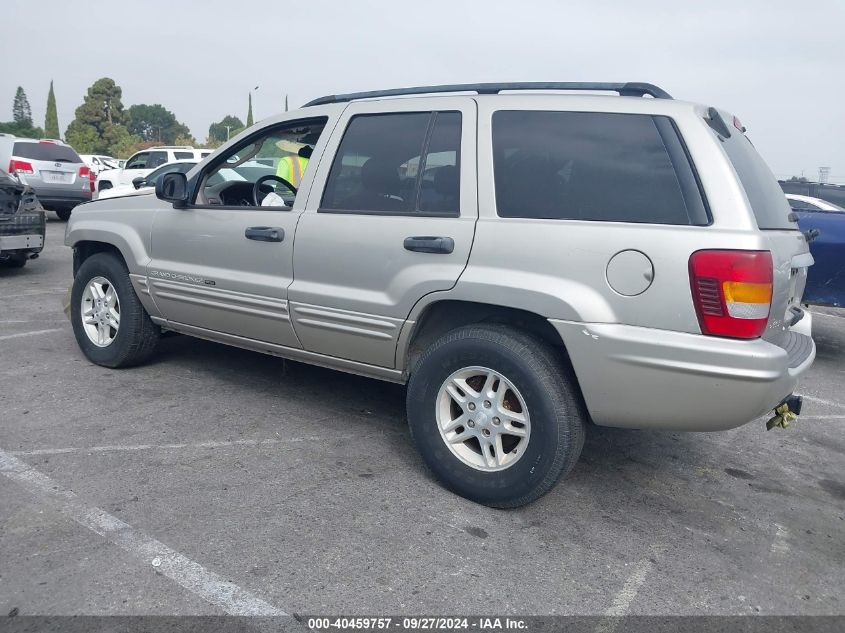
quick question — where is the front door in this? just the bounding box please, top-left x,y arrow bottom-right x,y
147,116 -> 331,348
288,97 -> 478,367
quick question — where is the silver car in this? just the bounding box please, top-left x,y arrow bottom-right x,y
0,135 -> 91,220
64,82 -> 816,507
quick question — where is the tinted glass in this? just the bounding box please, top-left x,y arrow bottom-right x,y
125,153 -> 149,169
721,132 -> 796,230
174,151 -> 193,160
146,162 -> 195,186
418,112 -> 461,214
321,112 -> 431,213
492,111 -> 707,225
13,142 -> 81,163
147,151 -> 168,168
788,198 -> 818,211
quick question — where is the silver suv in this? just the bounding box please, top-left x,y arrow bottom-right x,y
0,136 -> 91,220
64,82 -> 816,507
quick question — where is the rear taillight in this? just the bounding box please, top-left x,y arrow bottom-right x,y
689,250 -> 773,339
79,165 -> 90,178
8,159 -> 34,174
88,170 -> 96,192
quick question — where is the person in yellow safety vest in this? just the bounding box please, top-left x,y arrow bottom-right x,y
276,149 -> 310,188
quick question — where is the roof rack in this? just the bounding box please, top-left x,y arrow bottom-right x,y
149,145 -> 194,150
304,82 -> 672,107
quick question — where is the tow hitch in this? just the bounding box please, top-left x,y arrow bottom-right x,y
766,395 -> 803,430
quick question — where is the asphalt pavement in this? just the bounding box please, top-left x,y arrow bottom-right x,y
1,217 -> 843,617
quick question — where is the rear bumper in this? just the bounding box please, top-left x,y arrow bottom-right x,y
34,191 -> 91,211
551,320 -> 816,431
0,213 -> 45,254
0,233 -> 44,254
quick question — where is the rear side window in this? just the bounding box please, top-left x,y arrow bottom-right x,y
13,142 -> 81,163
721,133 -> 797,230
321,111 -> 462,216
492,111 -> 709,225
174,151 -> 193,159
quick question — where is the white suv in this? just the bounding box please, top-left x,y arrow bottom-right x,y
96,146 -> 212,192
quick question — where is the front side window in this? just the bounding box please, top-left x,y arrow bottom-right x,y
124,152 -> 149,170
321,111 -> 462,216
197,118 -> 327,207
492,111 -> 708,225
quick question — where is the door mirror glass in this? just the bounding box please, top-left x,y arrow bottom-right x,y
156,172 -> 189,208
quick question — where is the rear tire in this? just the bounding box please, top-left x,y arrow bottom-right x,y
0,254 -> 27,268
55,208 -> 71,221
71,252 -> 160,367
407,324 -> 586,508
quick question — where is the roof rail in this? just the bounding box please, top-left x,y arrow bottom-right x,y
304,82 -> 672,107
149,145 -> 194,150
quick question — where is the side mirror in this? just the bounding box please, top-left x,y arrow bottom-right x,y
155,172 -> 189,208
132,176 -> 146,189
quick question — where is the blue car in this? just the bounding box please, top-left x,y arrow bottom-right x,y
786,194 -> 845,307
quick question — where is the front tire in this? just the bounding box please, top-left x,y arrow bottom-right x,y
407,324 -> 586,508
71,252 -> 160,367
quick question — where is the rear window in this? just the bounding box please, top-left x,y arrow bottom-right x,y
13,142 -> 81,163
721,132 -> 797,230
492,111 -> 709,225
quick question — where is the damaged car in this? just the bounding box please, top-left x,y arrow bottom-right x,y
0,168 -> 46,268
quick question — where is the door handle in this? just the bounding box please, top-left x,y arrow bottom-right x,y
403,236 -> 454,254
245,226 -> 284,242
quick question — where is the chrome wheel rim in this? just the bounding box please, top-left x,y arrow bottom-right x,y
81,276 -> 120,347
436,366 -> 531,472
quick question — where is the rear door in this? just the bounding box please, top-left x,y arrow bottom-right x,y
288,97 -> 478,368
719,122 -> 812,345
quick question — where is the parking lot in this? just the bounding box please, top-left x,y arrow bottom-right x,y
1,217 -> 843,617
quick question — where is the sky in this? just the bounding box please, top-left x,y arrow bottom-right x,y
3,0 -> 843,182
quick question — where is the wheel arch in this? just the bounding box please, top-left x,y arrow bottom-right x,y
400,299 -> 579,382
72,240 -> 126,276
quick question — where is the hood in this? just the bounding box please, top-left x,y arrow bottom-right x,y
96,186 -> 155,201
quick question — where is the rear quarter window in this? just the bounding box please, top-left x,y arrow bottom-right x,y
721,133 -> 797,230
492,111 -> 709,225
12,142 -> 81,163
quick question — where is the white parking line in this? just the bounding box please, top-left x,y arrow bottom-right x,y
771,523 -> 790,556
10,434 -> 358,456
594,558 -> 654,633
802,395 -> 845,410
0,328 -> 64,341
0,448 -> 287,616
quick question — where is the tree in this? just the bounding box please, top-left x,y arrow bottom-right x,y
207,115 -> 244,144
246,93 -> 253,127
44,81 -> 60,139
12,87 -> 33,127
127,103 -> 192,144
0,121 -> 43,139
65,77 -> 132,155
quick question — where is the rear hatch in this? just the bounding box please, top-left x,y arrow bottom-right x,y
719,115 -> 811,348
11,141 -> 85,192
